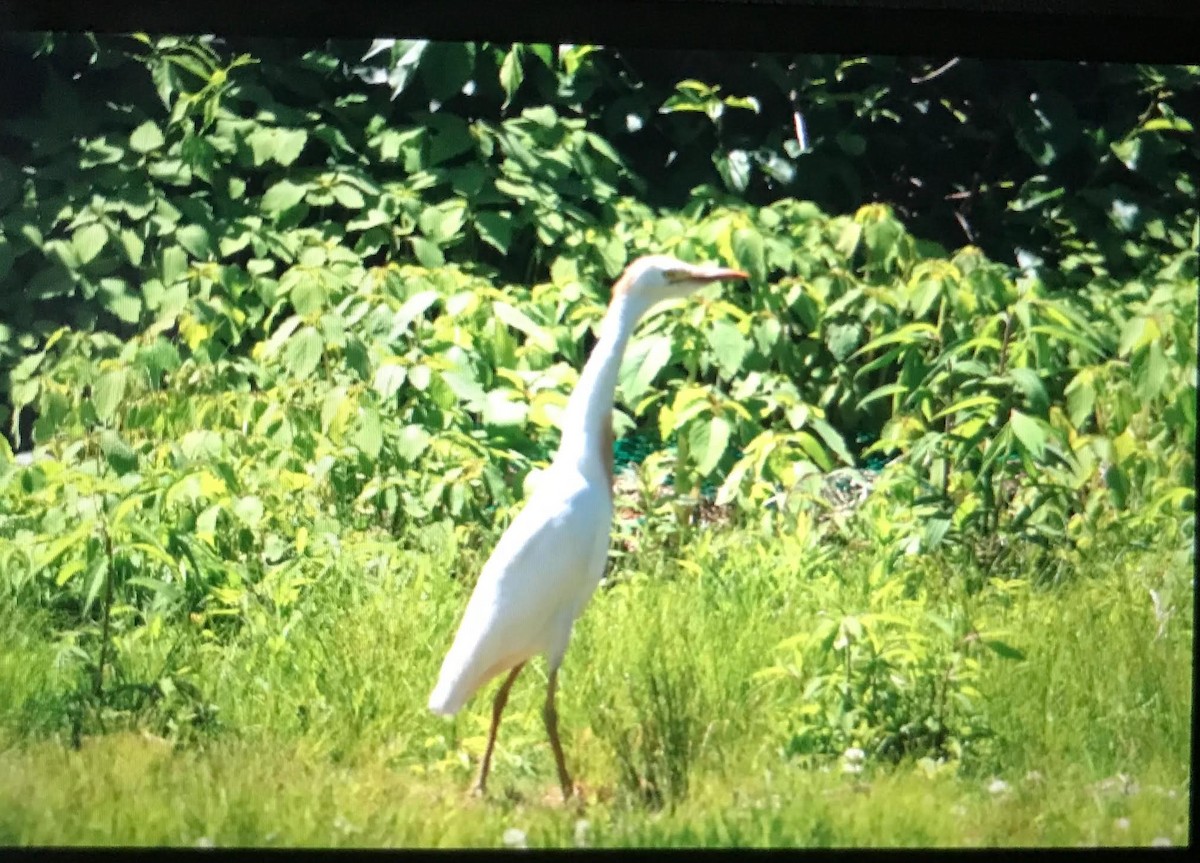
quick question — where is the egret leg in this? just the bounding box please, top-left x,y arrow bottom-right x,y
543,667 -> 573,800
473,662 -> 524,796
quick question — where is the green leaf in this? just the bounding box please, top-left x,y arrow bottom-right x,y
1065,373 -> 1096,428
397,425 -> 432,462
418,200 -> 467,243
103,283 -> 142,324
246,127 -> 278,165
233,496 -> 265,527
1007,367 -> 1049,415
162,246 -> 189,282
332,184 -> 366,210
274,129 -> 308,166
716,149 -> 751,193
290,272 -> 326,315
689,415 -> 731,477
482,389 -> 528,427
427,115 -> 473,165
851,322 -> 938,358
394,290 -> 440,333
81,556 -> 110,617
411,236 -> 445,268
983,639 -> 1026,661
923,517 -> 951,550
373,363 -> 407,400
100,430 -> 138,475
119,229 -> 145,266
262,179 -> 308,213
1105,463 -> 1130,508
1118,315 -> 1157,357
72,224 -> 108,267
92,369 -> 127,423
475,210 -> 514,254
129,121 -> 165,153
354,406 -> 384,458
620,335 -> 674,404
494,302 -> 556,352
731,227 -> 765,283
284,326 -> 324,378
136,338 -> 182,382
440,366 -> 486,406
808,417 -> 853,466
522,105 -> 557,127
499,46 -> 524,106
825,322 -> 861,361
858,382 -> 907,411
27,264 -> 72,299
836,221 -> 862,258
752,317 -> 781,354
794,431 -> 833,471
1137,340 -> 1170,402
1008,409 -> 1046,460
33,389 -> 69,441
176,224 -> 211,258
420,41 -> 475,101
706,320 -> 748,379
931,394 -> 999,421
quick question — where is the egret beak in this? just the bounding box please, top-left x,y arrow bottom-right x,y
676,265 -> 748,285
688,265 -> 750,283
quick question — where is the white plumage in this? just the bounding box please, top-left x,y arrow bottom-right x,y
428,254 -> 748,799
428,471 -> 610,716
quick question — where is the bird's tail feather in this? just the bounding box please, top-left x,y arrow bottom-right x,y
427,636 -> 488,716
428,639 -> 517,717
427,674 -> 468,717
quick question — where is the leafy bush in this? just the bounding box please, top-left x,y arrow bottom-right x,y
760,600 -> 1019,769
0,33 -> 1193,770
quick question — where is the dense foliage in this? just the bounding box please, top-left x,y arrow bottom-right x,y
0,32 -> 1194,792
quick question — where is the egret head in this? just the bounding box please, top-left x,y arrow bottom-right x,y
614,254 -> 748,309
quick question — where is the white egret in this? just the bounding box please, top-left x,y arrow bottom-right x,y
428,254 -> 748,800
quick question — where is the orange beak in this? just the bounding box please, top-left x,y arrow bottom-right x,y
691,266 -> 750,282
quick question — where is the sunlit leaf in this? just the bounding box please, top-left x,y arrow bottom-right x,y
284,326 -> 324,378
1008,409 -> 1046,459
129,120 -> 165,153
689,414 -> 731,477
72,224 -> 108,266
92,369 -> 127,423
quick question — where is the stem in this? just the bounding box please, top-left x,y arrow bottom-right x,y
998,311 -> 1013,375
94,526 -> 116,699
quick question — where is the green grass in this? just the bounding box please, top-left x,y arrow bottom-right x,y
0,526 -> 1191,848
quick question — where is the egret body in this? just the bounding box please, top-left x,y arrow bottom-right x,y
428,255 -> 748,799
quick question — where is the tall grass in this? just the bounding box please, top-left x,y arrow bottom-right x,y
0,524 -> 1191,847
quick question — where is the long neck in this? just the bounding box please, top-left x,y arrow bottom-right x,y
552,290 -> 649,484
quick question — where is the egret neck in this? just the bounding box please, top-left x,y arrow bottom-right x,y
551,282 -> 651,490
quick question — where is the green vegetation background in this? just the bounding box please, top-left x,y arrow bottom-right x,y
0,35 -> 1194,847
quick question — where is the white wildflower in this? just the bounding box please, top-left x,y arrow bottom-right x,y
502,827 -> 528,849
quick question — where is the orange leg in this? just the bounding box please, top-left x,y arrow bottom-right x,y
543,667 -> 573,800
472,662 -> 524,796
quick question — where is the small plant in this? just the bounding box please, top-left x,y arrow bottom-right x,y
759,599 -> 1025,769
